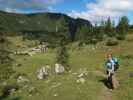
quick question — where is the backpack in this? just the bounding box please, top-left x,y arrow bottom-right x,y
106,58 -> 119,70
106,62 -> 113,69
112,58 -> 119,71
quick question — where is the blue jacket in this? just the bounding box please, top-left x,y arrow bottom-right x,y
106,58 -> 118,70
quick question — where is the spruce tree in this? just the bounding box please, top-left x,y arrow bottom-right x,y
56,36 -> 69,70
94,25 -> 104,41
105,17 -> 115,37
117,16 -> 129,40
76,25 -> 94,44
56,17 -> 70,43
98,20 -> 106,40
56,17 -> 69,70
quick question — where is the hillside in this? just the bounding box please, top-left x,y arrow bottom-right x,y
0,11 -> 92,42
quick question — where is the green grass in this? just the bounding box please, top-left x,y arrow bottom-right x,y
5,34 -> 133,100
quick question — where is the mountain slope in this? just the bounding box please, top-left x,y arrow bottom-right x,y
0,11 -> 92,42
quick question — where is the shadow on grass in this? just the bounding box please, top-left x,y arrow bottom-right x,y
0,96 -> 21,100
99,78 -> 113,89
0,89 -> 21,100
0,84 -> 21,100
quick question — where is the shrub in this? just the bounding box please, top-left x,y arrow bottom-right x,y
1,84 -> 19,97
106,38 -> 119,46
116,35 -> 126,40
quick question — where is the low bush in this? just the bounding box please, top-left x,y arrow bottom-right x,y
106,38 -> 119,46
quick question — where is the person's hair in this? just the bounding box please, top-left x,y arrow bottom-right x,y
107,53 -> 112,58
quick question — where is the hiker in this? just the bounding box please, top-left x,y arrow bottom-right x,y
105,53 -> 119,89
106,53 -> 119,73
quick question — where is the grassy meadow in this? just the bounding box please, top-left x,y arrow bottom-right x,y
4,34 -> 133,100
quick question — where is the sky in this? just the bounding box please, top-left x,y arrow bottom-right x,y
0,0 -> 133,24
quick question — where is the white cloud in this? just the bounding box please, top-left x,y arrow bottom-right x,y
0,0 -> 62,13
44,0 -> 63,5
48,6 -> 56,12
68,0 -> 133,24
4,8 -> 17,13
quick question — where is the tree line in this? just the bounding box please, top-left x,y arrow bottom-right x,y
76,16 -> 129,45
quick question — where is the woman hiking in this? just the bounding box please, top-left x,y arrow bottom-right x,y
105,53 -> 119,89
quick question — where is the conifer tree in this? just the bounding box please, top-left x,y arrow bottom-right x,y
117,16 -> 129,40
105,17 -> 114,37
56,17 -> 69,70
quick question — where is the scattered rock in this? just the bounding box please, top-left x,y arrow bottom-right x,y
72,72 -> 78,75
77,68 -> 88,78
9,88 -> 16,94
54,93 -> 58,97
15,51 -> 29,56
55,64 -> 65,74
28,52 -> 36,56
2,82 -> 7,86
75,68 -> 88,84
78,73 -> 84,78
46,65 -> 51,68
68,70 -> 72,73
2,84 -> 19,96
17,76 -> 29,83
37,66 -> 49,79
29,94 -> 32,97
14,43 -> 49,57
76,78 -> 85,84
40,44 -> 48,53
